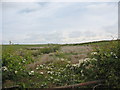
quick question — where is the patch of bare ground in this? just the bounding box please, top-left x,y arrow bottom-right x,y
26,45 -> 93,70
70,54 -> 87,64
26,53 -> 55,70
61,45 -> 93,64
61,45 -> 93,53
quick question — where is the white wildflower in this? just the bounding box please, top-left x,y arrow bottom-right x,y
37,65 -> 39,67
115,56 -> 118,59
40,72 -> 44,75
72,64 -> 77,67
81,74 -> 84,77
15,71 -> 18,74
84,58 -> 91,61
91,52 -> 97,55
22,59 -> 26,63
46,66 -> 50,70
57,72 -> 61,75
92,58 -> 97,61
29,71 -> 34,75
47,71 -> 50,74
55,73 -> 58,76
79,59 -> 84,64
67,61 -> 71,63
47,71 -> 53,74
50,76 -> 53,79
2,66 -> 8,71
63,68 -> 66,71
81,70 -> 83,73
54,79 -> 59,82
110,52 -> 113,55
48,78 -> 51,81
23,59 -> 26,61
66,64 -> 70,68
31,71 -> 34,73
113,53 -> 117,57
41,84 -> 44,87
61,58 -> 64,61
39,65 -> 43,68
36,67 -> 39,70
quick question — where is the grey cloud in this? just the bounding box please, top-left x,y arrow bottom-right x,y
69,30 -> 97,38
2,2 -> 118,44
69,31 -> 82,38
44,32 -> 63,43
83,31 -> 97,37
103,24 -> 117,34
36,2 -> 49,7
19,8 -> 36,14
18,2 -> 49,14
24,31 -> 64,44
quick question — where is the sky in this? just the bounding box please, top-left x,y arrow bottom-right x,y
1,1 -> 118,44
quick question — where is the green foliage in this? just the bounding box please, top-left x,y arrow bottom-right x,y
78,40 -> 120,88
2,40 -> 120,88
31,45 -> 60,56
2,45 -> 33,82
39,45 -> 60,54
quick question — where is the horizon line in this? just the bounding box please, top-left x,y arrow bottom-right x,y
1,39 -> 118,45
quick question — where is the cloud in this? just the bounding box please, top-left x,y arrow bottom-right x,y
69,31 -> 82,38
1,2 -> 118,44
1,0 -> 119,2
0,3 -> 2,44
24,31 -> 64,44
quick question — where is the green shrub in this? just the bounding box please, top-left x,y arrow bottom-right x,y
39,45 -> 60,54
79,40 -> 120,88
2,46 -> 34,83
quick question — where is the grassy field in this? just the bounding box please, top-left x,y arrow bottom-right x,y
2,40 -> 120,88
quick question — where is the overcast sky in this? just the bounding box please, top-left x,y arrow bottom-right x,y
1,2 -> 118,44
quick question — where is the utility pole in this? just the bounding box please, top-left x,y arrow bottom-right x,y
9,41 -> 12,45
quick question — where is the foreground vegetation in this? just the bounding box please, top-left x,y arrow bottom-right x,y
2,40 -> 120,88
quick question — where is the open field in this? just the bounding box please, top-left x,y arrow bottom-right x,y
2,40 -> 120,88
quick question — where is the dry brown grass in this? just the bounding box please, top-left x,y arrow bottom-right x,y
26,45 -> 93,70
61,45 -> 93,64
61,45 -> 92,53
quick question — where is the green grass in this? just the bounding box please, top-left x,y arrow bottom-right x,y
2,40 -> 120,88
61,40 -> 118,46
